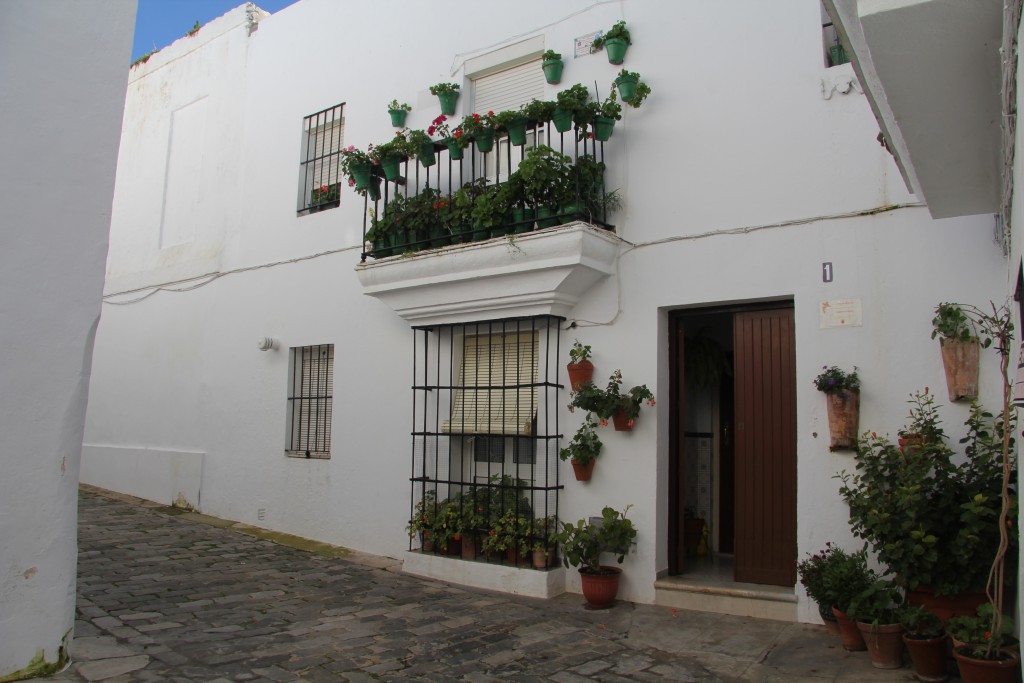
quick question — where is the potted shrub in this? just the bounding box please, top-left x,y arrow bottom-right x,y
429,82 -> 460,115
529,516 -> 559,569
407,489 -> 438,552
593,90 -> 622,141
517,145 -> 572,227
471,183 -> 512,238
613,69 -> 651,108
896,388 -> 944,454
899,605 -> 949,683
522,98 -> 556,127
371,130 -> 411,181
823,547 -> 874,651
338,145 -> 374,192
492,109 -> 528,147
813,365 -> 860,450
559,415 -> 603,481
591,20 -> 631,65
557,505 -> 637,608
406,129 -> 436,168
848,578 -> 906,669
541,49 -> 563,84
459,111 -> 496,152
837,401 -> 1011,621
566,339 -> 594,391
481,508 -> 532,564
427,114 -> 465,161
571,370 -> 654,431
387,99 -> 411,127
796,541 -> 846,635
931,302 -> 980,402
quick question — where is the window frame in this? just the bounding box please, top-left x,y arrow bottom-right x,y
298,103 -> 345,215
286,344 -> 334,459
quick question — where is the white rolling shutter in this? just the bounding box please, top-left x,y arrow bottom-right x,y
472,60 -> 545,114
443,332 -> 538,435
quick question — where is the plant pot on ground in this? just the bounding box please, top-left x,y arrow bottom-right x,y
820,547 -> 875,651
560,415 -> 602,481
557,505 -> 637,609
848,578 -> 906,669
899,605 -> 949,683
796,542 -> 864,637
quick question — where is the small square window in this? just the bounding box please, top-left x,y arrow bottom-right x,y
286,344 -> 333,458
472,436 -> 505,463
298,104 -> 344,214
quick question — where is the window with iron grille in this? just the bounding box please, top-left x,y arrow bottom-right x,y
286,344 -> 334,458
409,316 -> 563,566
298,104 -> 344,214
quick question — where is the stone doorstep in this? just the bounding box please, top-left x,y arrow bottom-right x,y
653,577 -> 797,623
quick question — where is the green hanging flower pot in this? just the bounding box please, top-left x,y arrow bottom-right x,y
552,108 -> 573,133
350,162 -> 372,191
388,109 -> 408,127
542,58 -> 564,85
505,117 -> 528,146
603,38 -> 628,65
512,206 -> 536,234
436,90 -> 459,116
614,74 -> 639,102
381,156 -> 402,181
593,116 -> 615,142
474,128 -> 495,153
418,141 -> 436,168
445,137 -> 464,160
536,205 -> 559,229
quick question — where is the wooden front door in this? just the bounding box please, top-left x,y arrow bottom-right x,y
732,308 -> 797,586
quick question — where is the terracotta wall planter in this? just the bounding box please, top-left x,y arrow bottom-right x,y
571,459 -> 595,481
825,390 -> 859,451
567,360 -> 594,391
612,411 -> 635,431
940,338 -> 979,402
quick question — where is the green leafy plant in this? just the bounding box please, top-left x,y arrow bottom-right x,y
570,370 -> 654,421
557,505 -> 636,574
516,145 -> 572,207
947,604 -> 1014,655
542,49 -> 561,61
339,145 -> 373,182
591,20 -> 631,50
598,89 -> 622,121
796,542 -> 867,610
555,84 -> 593,126
896,388 -> 945,446
481,508 -> 533,556
407,489 -> 438,539
370,130 -> 412,162
898,605 -> 944,638
490,109 -> 525,132
559,415 -> 603,465
131,49 -> 158,68
387,99 -> 412,113
614,69 -> 652,108
471,183 -> 512,230
569,340 -> 592,364
848,578 -> 904,626
522,99 -> 556,124
812,365 -> 860,394
186,20 -> 201,37
429,82 -> 460,95
931,302 -> 976,343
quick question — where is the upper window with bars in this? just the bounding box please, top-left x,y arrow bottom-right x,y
286,344 -> 334,459
298,104 -> 344,214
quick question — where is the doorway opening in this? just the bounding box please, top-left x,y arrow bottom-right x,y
668,302 -> 797,587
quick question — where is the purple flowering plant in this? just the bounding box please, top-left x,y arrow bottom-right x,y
813,365 -> 860,395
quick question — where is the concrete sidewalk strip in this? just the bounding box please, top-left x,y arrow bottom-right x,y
34,487 -> 918,682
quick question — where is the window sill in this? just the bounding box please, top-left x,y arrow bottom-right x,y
354,222 -> 623,326
285,451 -> 331,460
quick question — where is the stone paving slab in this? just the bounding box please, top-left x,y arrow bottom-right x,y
34,489 -> 925,682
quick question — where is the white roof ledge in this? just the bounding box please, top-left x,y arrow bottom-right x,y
354,222 -> 622,326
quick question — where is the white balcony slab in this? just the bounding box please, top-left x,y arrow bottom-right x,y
354,222 -> 622,326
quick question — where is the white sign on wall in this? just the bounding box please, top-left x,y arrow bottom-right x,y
574,31 -> 601,58
819,299 -> 863,328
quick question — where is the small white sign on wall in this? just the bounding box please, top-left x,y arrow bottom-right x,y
819,298 -> 863,328
574,31 -> 601,58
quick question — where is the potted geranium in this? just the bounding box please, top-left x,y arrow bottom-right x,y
848,578 -> 906,669
407,489 -> 438,552
429,82 -> 460,115
898,605 -> 948,682
931,302 -> 980,402
560,415 -> 603,481
427,114 -> 465,160
948,605 -> 1018,681
591,20 -> 631,64
371,130 -> 411,181
813,365 -> 860,450
338,145 -> 374,192
387,99 -> 411,127
571,370 -> 654,431
796,541 -> 845,634
459,111 -> 496,152
593,90 -> 622,141
823,547 -> 874,651
566,339 -> 594,390
555,84 -> 591,133
481,508 -> 533,565
613,69 -> 651,108
557,505 -> 637,608
541,49 -> 563,84
406,129 -> 437,168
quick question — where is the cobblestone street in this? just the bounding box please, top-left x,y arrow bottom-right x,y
37,489 -> 916,682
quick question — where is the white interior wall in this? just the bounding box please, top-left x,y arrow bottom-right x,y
84,0 -> 1009,614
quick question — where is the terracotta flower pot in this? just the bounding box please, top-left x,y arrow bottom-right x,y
903,633 -> 950,682
571,459 -> 595,481
940,338 -> 980,402
567,360 -> 594,391
953,646 -> 1021,683
580,566 -> 621,609
908,585 -> 988,624
818,602 -> 841,637
532,548 -> 553,569
856,622 -> 906,669
825,390 -> 859,451
832,606 -> 866,651
612,411 -> 635,431
459,534 -> 476,560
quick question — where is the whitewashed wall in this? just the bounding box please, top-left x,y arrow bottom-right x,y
0,1 -> 135,678
84,0 -> 1009,617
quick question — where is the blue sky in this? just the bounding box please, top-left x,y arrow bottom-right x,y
132,0 -> 297,62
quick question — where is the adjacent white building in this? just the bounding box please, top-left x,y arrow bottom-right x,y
0,1 -> 136,678
82,0 -> 1013,623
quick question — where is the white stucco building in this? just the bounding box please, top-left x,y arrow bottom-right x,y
82,0 -> 1015,624
0,1 -> 136,678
